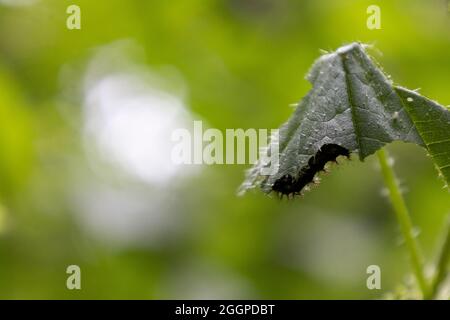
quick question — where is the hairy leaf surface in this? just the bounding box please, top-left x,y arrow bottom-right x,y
240,43 -> 450,195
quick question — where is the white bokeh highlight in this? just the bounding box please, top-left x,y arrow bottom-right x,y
84,73 -> 192,185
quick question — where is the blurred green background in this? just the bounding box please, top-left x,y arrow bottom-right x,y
0,0 -> 449,299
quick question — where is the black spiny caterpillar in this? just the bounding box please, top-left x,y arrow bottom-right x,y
271,144 -> 350,197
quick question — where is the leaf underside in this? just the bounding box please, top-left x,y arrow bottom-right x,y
240,42 -> 450,196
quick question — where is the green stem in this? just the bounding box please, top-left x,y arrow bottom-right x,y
428,215 -> 450,299
376,149 -> 429,298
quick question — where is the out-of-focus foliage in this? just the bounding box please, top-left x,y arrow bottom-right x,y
0,0 -> 449,299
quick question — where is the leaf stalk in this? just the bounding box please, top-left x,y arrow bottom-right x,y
376,148 -> 430,298
427,215 -> 450,299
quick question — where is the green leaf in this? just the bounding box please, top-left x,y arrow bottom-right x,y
395,87 -> 450,188
240,43 -> 450,196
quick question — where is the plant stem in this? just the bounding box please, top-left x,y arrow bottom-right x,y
427,215 -> 450,299
376,148 -> 429,298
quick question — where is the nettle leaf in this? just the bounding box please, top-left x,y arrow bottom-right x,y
240,42 -> 450,197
